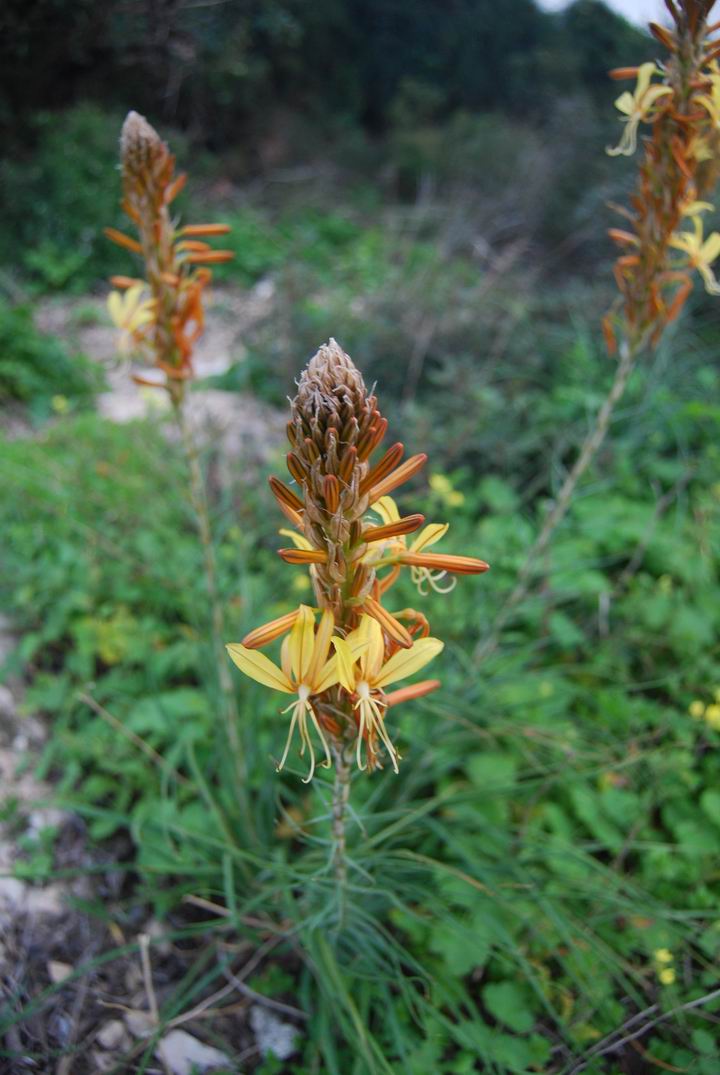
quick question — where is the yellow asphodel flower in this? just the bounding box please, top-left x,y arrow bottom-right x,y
367,496 -> 455,594
227,605 -> 341,782
608,63 -> 672,157
334,615 -> 443,773
669,211 -> 720,294
107,284 -> 156,354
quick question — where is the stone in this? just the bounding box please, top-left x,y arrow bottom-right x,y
250,1005 -> 299,1060
48,960 -> 73,984
124,1009 -> 155,1038
155,1029 -> 231,1074
97,1019 -> 129,1050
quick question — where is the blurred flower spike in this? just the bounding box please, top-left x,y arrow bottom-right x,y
604,0 -> 720,353
227,340 -> 489,779
105,111 -> 233,403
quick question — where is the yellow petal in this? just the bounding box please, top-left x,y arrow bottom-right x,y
360,615 -> 385,680
374,638 -> 444,689
225,644 -> 293,692
614,91 -> 635,116
635,61 -> 658,99
314,655 -> 341,694
410,522 -> 448,553
372,496 -> 401,526
702,232 -> 720,263
682,201 -> 714,217
307,608 -> 335,685
280,635 -> 292,681
278,527 -> 313,551
643,86 -> 672,111
107,291 -> 124,327
288,604 -> 315,682
329,637 -> 358,692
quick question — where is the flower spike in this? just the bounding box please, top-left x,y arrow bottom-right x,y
227,340 -> 489,779
106,110 -> 233,403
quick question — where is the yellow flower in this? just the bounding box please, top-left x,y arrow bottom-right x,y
669,213 -> 720,295
658,967 -> 676,986
704,704 -> 720,730
334,615 -> 443,772
107,284 -> 156,354
689,700 -> 706,719
654,948 -> 673,964
607,63 -> 673,157
51,394 -> 69,414
226,605 -> 342,782
368,496 -> 455,594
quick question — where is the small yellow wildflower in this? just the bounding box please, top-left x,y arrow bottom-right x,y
704,704 -> 720,730
658,967 -> 676,986
689,700 -> 706,719
107,284 -> 156,354
654,948 -> 673,964
51,394 -> 69,414
429,473 -> 465,507
607,63 -> 673,157
669,213 -> 720,295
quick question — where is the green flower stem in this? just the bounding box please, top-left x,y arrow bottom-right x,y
476,338 -> 638,661
331,740 -> 352,918
173,398 -> 253,839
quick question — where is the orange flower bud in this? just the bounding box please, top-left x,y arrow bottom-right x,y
362,514 -> 425,544
278,548 -> 328,565
368,454 -> 427,501
241,609 -> 301,649
398,552 -> 489,575
384,680 -> 441,707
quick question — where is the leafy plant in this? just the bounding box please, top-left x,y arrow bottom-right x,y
0,299 -> 103,416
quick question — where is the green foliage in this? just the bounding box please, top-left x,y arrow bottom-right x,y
0,0 -> 648,139
1,279 -> 720,1068
0,104 -> 128,289
0,299 -> 103,415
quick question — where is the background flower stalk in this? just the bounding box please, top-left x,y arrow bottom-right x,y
477,0 -> 720,662
106,112 -> 250,833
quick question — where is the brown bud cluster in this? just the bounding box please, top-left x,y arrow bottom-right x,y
287,341 -> 386,613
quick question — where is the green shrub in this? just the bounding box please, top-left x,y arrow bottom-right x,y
0,300 -> 103,416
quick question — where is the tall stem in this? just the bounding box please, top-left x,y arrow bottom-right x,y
331,742 -> 351,920
476,340 -> 638,661
173,399 -> 252,835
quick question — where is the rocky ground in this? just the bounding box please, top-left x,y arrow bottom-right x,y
0,289 -> 300,1072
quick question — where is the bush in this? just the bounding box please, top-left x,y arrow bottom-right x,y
0,299 -> 103,416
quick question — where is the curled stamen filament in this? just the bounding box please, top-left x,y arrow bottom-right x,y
278,685 -> 332,783
411,566 -> 457,595
354,683 -> 400,774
